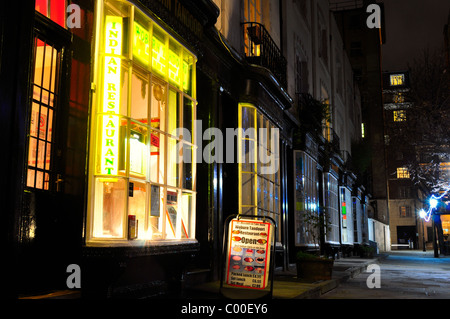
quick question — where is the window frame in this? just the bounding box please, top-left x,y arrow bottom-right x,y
87,0 -> 197,244
238,103 -> 281,243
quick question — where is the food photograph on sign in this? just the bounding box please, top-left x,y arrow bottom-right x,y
225,219 -> 272,290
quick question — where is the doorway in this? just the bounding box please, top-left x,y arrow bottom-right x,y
18,14 -> 74,295
397,226 -> 416,250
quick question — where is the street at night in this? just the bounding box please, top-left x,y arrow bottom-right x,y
2,0 -> 450,307
321,251 -> 450,299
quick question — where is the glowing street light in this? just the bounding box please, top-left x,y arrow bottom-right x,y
430,197 -> 438,209
419,209 -> 426,219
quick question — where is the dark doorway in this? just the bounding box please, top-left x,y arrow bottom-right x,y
397,226 -> 416,249
18,13 -> 75,295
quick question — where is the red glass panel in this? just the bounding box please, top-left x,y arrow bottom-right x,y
35,0 -> 66,28
35,0 -> 48,16
50,0 -> 66,28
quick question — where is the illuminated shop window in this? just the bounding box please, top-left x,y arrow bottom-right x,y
399,206 -> 411,218
35,0 -> 66,28
397,167 -> 410,179
294,151 -> 320,246
238,103 -> 281,242
390,74 -> 404,86
88,1 -> 197,243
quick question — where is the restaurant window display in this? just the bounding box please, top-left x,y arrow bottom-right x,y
87,0 -> 197,243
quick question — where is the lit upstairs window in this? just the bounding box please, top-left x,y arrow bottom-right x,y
397,167 -> 410,179
390,74 -> 404,86
35,0 -> 66,28
393,110 -> 406,122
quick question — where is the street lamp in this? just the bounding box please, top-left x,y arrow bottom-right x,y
430,198 -> 438,209
419,209 -> 426,252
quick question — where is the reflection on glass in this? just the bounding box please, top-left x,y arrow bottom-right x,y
93,178 -> 126,238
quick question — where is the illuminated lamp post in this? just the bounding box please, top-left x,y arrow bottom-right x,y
419,209 -> 426,252
418,196 -> 440,257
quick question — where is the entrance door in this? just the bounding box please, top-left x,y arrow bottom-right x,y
19,15 -> 73,294
397,226 -> 416,250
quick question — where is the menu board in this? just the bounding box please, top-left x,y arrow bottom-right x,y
225,219 -> 272,290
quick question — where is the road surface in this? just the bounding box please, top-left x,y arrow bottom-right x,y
321,250 -> 450,299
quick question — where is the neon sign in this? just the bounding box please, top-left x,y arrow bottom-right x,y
152,36 -> 166,76
168,49 -> 180,85
133,21 -> 150,65
101,16 -> 122,175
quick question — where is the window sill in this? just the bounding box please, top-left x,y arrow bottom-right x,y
83,239 -> 199,258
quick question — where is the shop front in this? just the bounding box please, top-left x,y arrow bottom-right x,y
82,0 -> 220,298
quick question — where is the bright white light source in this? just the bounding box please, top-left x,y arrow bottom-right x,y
430,198 -> 438,209
419,209 -> 426,219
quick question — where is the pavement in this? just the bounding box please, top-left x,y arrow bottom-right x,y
17,255 -> 384,299
185,254 -> 385,299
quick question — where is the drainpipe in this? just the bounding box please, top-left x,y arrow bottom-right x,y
279,0 -> 283,55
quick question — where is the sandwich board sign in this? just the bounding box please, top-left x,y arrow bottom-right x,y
220,215 -> 276,298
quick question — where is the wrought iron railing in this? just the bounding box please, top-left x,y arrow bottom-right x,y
323,126 -> 340,152
242,22 -> 287,88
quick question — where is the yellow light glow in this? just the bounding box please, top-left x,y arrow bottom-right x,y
133,21 -> 150,65
169,49 -> 180,85
182,60 -> 189,90
152,36 -> 166,76
390,74 -> 404,86
101,16 -> 122,176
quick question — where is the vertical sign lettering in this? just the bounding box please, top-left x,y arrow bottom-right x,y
101,16 -> 122,176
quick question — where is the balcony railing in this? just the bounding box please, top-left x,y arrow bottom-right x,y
242,22 -> 287,88
323,126 -> 340,153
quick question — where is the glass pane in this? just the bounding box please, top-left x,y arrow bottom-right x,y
241,172 -> 254,206
242,106 -> 255,129
167,137 -> 179,187
181,192 -> 193,238
165,189 -> 179,239
149,185 -> 163,238
93,178 -> 126,238
120,65 -> 129,117
183,97 -> 194,143
169,41 -> 181,86
150,132 -> 165,184
257,176 -> 263,208
151,80 -> 166,132
168,89 -> 179,136
152,28 -> 167,77
241,139 -> 256,173
182,143 -> 193,190
128,181 -> 147,239
182,52 -> 194,95
133,19 -> 150,66
130,70 -> 149,122
268,181 -> 274,212
129,122 -> 148,177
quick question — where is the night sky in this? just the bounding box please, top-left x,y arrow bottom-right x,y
382,0 -> 450,72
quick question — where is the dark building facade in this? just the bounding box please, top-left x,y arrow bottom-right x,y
332,0 -> 390,251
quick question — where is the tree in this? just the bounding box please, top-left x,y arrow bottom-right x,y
387,47 -> 450,194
